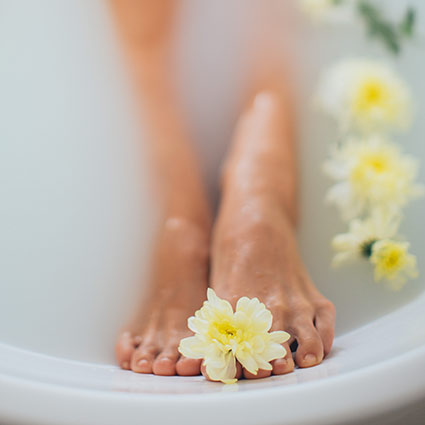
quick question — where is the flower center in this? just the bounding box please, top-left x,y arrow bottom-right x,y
373,241 -> 408,276
350,150 -> 393,196
363,83 -> 382,103
365,156 -> 388,173
208,320 -> 240,346
383,249 -> 403,270
354,79 -> 389,114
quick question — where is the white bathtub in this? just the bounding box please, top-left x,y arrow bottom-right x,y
1,297 -> 425,425
0,1 -> 424,424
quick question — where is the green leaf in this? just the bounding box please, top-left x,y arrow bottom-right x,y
400,7 -> 416,38
356,0 -> 401,54
355,1 -> 417,55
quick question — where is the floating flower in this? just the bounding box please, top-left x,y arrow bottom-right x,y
370,239 -> 418,289
332,210 -> 400,267
316,58 -> 412,133
178,289 -> 290,384
324,135 -> 423,220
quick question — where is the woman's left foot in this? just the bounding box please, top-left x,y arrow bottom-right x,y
207,92 -> 336,380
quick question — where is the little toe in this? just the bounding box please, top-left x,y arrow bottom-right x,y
131,344 -> 158,374
314,302 -> 336,357
153,347 -> 179,376
115,331 -> 136,370
176,356 -> 202,376
243,368 -> 272,380
272,342 -> 294,375
293,321 -> 324,368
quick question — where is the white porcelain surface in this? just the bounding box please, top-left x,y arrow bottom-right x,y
0,1 -> 424,424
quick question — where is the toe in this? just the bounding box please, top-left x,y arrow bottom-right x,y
153,346 -> 179,376
293,320 -> 324,368
272,342 -> 294,375
314,301 -> 336,357
115,331 -> 136,370
243,368 -> 272,379
241,307 -> 279,379
176,356 -> 202,376
269,312 -> 294,375
235,362 -> 243,379
131,343 -> 158,373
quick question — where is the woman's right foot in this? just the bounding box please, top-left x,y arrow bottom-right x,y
207,92 -> 336,380
112,0 -> 213,379
115,217 -> 209,376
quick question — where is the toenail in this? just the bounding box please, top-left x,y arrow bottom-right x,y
303,354 -> 317,365
137,359 -> 149,366
157,357 -> 170,363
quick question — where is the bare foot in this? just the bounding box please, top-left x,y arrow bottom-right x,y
112,0 -> 213,378
206,92 -> 336,380
115,217 -> 209,376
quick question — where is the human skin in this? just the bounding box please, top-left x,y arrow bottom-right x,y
203,91 -> 336,380
111,0 -> 336,379
110,0 -> 211,376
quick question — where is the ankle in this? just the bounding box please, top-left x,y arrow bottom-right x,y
163,215 -> 210,256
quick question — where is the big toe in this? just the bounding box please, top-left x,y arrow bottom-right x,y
176,356 -> 202,376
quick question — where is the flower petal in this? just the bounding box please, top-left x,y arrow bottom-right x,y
205,352 -> 237,384
178,336 -> 206,359
188,316 -> 208,334
207,288 -> 234,316
262,343 -> 287,362
269,330 -> 290,344
236,351 -> 259,375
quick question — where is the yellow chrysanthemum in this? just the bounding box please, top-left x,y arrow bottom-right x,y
331,210 -> 400,267
370,239 -> 418,290
317,58 -> 412,132
178,289 -> 290,384
324,135 -> 423,220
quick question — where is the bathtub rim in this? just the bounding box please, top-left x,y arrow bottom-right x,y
0,342 -> 424,425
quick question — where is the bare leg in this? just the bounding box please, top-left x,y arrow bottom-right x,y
111,0 -> 211,376
206,89 -> 336,380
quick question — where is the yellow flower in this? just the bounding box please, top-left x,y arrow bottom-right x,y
178,289 -> 290,384
332,210 -> 400,267
370,239 -> 418,290
317,58 -> 412,132
324,135 -> 423,220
